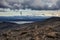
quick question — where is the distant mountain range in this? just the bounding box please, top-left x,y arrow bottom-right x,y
0,16 -> 51,21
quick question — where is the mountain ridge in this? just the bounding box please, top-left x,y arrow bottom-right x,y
0,17 -> 60,40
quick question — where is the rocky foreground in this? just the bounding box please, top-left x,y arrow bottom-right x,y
0,17 -> 60,40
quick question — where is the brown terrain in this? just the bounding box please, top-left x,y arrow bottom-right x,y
0,17 -> 60,40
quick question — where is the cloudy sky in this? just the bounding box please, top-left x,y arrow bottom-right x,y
0,0 -> 60,10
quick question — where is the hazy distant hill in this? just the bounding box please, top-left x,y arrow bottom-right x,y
0,16 -> 50,21
0,17 -> 60,40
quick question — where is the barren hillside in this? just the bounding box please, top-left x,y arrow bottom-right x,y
0,17 -> 60,40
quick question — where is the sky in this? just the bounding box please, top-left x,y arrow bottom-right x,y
0,10 -> 59,16
0,0 -> 60,10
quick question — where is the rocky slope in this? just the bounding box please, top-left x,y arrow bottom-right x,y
0,17 -> 60,40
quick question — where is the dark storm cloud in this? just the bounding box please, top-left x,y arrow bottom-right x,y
0,0 -> 60,10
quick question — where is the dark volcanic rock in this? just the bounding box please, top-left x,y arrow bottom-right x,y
0,17 -> 60,40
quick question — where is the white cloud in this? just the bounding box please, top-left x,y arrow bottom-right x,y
0,0 -> 60,10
